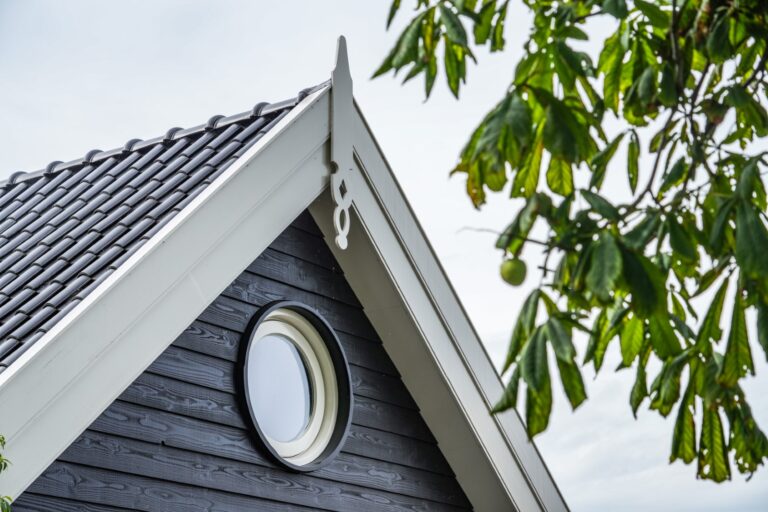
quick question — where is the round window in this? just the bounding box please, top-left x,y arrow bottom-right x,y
241,301 -> 352,471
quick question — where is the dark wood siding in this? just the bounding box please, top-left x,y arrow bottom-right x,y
14,212 -> 473,512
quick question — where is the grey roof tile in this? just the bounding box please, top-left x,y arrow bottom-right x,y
0,85 -> 316,367
0,312 -> 28,339
48,275 -> 90,308
9,305 -> 56,340
118,199 -> 157,227
68,212 -> 105,239
3,265 -> 43,296
0,338 -> 19,361
54,253 -> 96,284
0,289 -> 36,319
27,260 -> 67,289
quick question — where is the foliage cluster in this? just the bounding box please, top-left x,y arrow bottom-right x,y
378,0 -> 768,481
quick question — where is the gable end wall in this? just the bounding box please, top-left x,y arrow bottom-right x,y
12,211 -> 473,512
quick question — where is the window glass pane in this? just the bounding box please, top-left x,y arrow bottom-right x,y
247,333 -> 312,442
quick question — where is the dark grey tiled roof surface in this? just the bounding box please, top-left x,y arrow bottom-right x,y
0,85 -> 323,373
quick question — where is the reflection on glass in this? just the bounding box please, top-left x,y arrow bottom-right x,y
248,334 -> 312,442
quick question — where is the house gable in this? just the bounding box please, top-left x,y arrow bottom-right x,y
0,43 -> 566,510
11,213 -> 472,512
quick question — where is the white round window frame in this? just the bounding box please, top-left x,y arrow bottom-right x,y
245,308 -> 339,467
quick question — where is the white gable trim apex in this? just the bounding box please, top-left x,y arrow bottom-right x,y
0,41 -> 567,512
329,35 -> 354,250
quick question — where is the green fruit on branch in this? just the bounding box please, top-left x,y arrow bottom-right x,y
500,258 -> 526,286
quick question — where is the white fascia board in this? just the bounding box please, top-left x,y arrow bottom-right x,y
0,86 -> 332,499
309,104 -> 569,512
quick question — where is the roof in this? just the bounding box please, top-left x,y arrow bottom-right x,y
0,84 -> 324,372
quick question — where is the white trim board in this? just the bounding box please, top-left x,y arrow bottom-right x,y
0,86 -> 332,499
309,103 -> 569,512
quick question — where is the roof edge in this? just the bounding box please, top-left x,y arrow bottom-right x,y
0,81 -> 329,191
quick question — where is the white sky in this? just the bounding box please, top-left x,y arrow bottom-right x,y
1,1 -> 766,510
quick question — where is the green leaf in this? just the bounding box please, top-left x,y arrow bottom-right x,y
590,308 -> 621,371
512,131 -> 543,197
696,278 -> 729,351
637,66 -> 656,105
649,314 -> 682,359
634,0 -> 670,28
651,351 -> 688,416
520,326 -> 548,392
386,0 -> 401,28
496,193 -> 540,255
599,29 -> 625,113
620,315 -> 644,366
547,157 -> 574,196
658,63 -> 677,106
590,132 -> 625,190
542,105 -> 577,163
585,309 -> 606,365
492,366 -> 521,413
622,250 -> 666,318
630,360 -> 648,417
709,199 -> 735,253
491,1 -> 507,52
547,317 -> 575,362
582,190 -> 620,221
735,201 -> 768,278
603,0 -> 628,19
660,158 -> 688,195
473,1 -> 495,44
727,85 -> 768,136
719,294 -> 754,387
670,383 -> 697,464
586,232 -> 622,302
758,300 -> 768,362
392,11 -> 428,69
668,216 -> 697,262
444,38 -> 461,97
501,289 -> 541,373
627,130 -> 639,192
556,358 -> 587,409
706,17 -> 732,63
698,407 -> 731,482
623,212 -> 661,250
525,370 -> 552,437
425,56 -> 437,97
439,4 -> 468,47
736,158 -> 759,200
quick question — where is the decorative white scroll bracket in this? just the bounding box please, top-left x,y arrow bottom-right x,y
330,36 -> 354,250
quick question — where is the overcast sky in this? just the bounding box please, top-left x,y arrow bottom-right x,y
1,1 -> 767,510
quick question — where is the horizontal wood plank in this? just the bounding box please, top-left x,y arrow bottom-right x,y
12,493 -> 135,512
59,432 -> 467,512
289,211 -> 323,236
28,462 -> 318,512
172,320 -> 399,377
222,274 -> 379,340
94,401 -> 454,477
66,431 -> 468,510
247,248 -> 359,306
120,371 -> 434,442
269,225 -> 337,270
147,345 -> 414,409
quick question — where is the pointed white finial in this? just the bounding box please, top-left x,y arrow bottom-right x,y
330,36 -> 354,250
